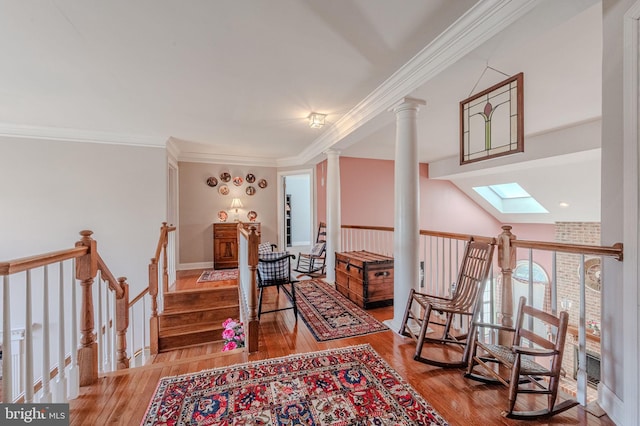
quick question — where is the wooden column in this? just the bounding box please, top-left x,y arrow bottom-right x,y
498,225 -> 516,345
116,277 -> 130,369
75,230 -> 98,386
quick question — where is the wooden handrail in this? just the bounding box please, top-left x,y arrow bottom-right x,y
0,246 -> 88,275
129,288 -> 149,307
341,224 -> 497,245
153,223 -> 176,262
97,253 -> 125,298
512,240 -> 623,261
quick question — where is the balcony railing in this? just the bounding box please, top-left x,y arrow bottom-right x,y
339,223 -> 622,406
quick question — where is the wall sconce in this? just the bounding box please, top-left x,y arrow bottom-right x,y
308,112 -> 326,129
230,198 -> 243,222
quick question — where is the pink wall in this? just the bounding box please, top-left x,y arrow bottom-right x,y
316,156 -> 525,239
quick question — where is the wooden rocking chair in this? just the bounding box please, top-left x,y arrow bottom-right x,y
399,238 -> 495,367
465,296 -> 578,419
293,222 -> 327,278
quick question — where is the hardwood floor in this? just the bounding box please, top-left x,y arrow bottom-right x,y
69,274 -> 614,425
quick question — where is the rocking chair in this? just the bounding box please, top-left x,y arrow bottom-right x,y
399,238 -> 495,367
293,222 -> 326,278
465,296 -> 578,419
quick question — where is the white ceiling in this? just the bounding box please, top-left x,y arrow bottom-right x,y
0,0 -> 602,224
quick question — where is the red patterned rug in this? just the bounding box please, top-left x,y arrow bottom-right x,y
141,344 -> 448,425
197,269 -> 238,283
294,279 -> 388,341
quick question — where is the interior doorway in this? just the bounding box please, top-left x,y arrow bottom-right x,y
278,169 -> 314,252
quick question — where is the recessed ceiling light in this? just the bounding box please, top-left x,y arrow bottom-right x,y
559,202 -> 570,208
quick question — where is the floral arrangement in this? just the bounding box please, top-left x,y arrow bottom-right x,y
221,318 -> 245,351
587,319 -> 600,335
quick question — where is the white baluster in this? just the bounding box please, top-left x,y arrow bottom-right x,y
577,254 -> 587,405
141,297 -> 147,365
105,281 -> 112,372
39,266 -> 52,402
129,306 -> 135,367
25,270 -> 34,402
2,275 -> 12,402
68,259 -> 79,400
97,271 -> 103,373
54,261 -> 67,403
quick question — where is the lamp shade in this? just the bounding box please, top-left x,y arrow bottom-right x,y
230,198 -> 243,209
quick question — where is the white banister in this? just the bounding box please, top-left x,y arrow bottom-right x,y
54,261 -> 67,403
97,271 -> 104,373
68,259 -> 79,400
25,270 -> 34,402
39,265 -> 52,403
2,274 -> 12,402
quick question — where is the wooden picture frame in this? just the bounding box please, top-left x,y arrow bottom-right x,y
460,72 -> 524,165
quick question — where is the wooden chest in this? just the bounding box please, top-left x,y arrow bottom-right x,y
213,222 -> 260,269
335,251 -> 394,309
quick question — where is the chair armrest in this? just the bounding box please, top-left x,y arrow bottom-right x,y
259,253 -> 296,263
472,322 -> 516,333
512,345 -> 558,357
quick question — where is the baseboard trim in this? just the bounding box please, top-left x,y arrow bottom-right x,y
598,382 -> 623,424
177,262 -> 213,271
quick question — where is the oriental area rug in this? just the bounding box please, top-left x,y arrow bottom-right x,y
141,344 -> 448,425
294,279 -> 388,342
197,269 -> 238,283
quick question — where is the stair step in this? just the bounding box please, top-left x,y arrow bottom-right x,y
158,324 -> 225,352
159,304 -> 239,329
163,287 -> 238,312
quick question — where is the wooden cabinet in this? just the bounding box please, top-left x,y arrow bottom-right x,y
335,251 -> 394,309
213,222 -> 260,269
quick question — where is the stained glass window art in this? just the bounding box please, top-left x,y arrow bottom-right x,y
460,72 -> 524,165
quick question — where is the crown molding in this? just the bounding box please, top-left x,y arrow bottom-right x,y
177,151 -> 278,167
0,123 -> 165,148
296,0 -> 538,165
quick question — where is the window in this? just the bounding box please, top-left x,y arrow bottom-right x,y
473,182 -> 548,214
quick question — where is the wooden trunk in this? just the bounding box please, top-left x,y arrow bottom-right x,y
335,250 -> 394,309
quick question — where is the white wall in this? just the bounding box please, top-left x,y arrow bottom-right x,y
0,136 -> 167,296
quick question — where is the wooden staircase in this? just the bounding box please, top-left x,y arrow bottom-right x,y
158,286 -> 240,352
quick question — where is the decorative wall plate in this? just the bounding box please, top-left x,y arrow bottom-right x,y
233,176 -> 243,186
247,211 -> 258,222
583,258 -> 601,292
220,172 -> 231,182
206,176 -> 218,187
246,186 -> 256,196
218,210 -> 228,222
258,179 -> 268,189
246,173 -> 256,183
218,185 -> 229,195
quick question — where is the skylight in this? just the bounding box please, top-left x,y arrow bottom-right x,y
473,183 -> 548,214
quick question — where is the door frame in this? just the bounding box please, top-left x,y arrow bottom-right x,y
276,168 -> 316,251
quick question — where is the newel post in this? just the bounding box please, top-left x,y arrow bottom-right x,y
149,258 -> 159,355
246,225 -> 260,353
498,225 -> 516,345
161,222 -> 170,294
75,230 -> 98,386
116,277 -> 130,369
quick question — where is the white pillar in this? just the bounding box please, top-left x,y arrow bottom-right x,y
325,149 -> 341,284
386,97 -> 425,332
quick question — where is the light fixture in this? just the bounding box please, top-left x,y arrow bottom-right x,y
308,112 -> 326,129
230,198 -> 243,222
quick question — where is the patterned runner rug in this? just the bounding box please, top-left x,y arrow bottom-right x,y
141,344 -> 448,425
197,269 -> 238,283
295,279 -> 388,341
